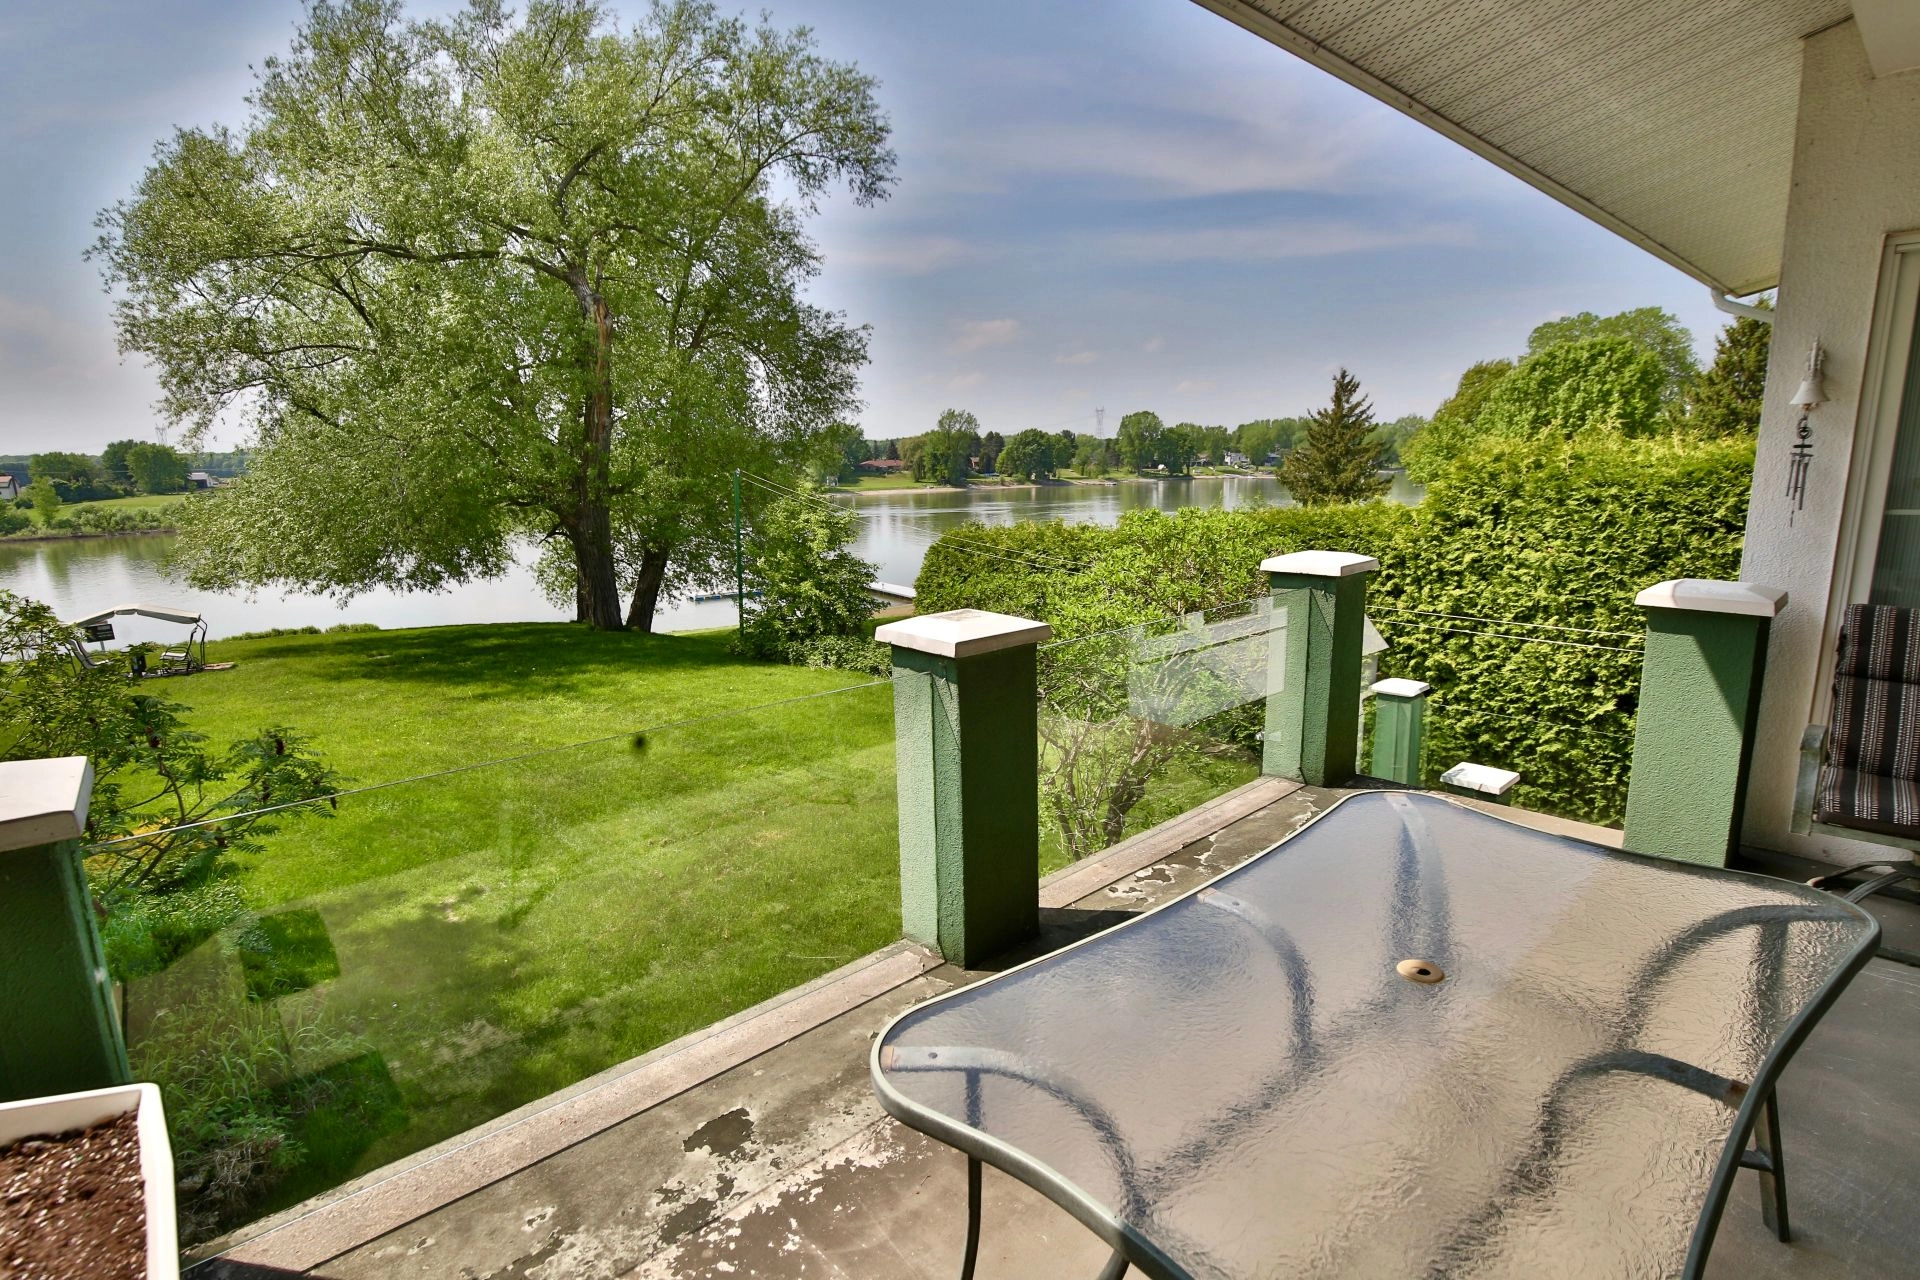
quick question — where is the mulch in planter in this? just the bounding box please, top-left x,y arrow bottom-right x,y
0,1110 -> 147,1279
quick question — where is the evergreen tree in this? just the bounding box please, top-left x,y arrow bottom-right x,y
1690,309 -> 1772,437
1280,369 -> 1389,505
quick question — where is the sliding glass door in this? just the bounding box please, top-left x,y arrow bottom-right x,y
1871,289 -> 1920,607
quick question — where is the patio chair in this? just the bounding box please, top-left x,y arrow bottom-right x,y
1793,603 -> 1920,905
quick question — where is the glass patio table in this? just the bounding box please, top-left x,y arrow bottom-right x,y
871,792 -> 1879,1280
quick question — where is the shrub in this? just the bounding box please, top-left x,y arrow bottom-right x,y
224,625 -> 324,640
787,634 -> 891,675
67,504 -> 168,533
914,435 -> 1755,823
1383,435 -> 1751,821
735,487 -> 878,666
0,510 -> 30,535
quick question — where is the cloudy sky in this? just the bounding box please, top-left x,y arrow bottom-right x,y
0,0 -> 1731,452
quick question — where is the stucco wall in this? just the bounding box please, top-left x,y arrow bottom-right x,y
1741,20 -> 1920,859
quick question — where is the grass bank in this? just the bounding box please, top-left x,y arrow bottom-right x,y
9,492 -> 191,540
119,622 -> 901,1235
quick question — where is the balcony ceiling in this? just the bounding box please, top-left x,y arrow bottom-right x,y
1190,1 -> 1856,295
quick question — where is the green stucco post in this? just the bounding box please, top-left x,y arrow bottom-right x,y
877,609 -> 1051,967
0,757 -> 131,1101
1263,551 -> 1379,786
1623,580 -> 1786,866
1369,678 -> 1431,785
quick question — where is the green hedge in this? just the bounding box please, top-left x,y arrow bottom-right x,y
916,436 -> 1754,823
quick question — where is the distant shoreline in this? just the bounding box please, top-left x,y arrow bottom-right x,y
834,472 -> 1275,499
3,527 -> 178,544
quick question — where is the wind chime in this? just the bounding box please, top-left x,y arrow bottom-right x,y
1786,341 -> 1827,524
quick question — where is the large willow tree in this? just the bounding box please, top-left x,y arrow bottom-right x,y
93,0 -> 893,630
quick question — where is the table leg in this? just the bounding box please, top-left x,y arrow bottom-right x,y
962,1156 -> 982,1280
1841,865 -> 1917,904
1095,1247 -> 1130,1279
1738,1090 -> 1790,1243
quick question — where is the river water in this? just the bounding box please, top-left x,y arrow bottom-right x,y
0,474 -> 1420,645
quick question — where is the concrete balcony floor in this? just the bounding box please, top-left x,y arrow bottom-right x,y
192,782 -> 1920,1280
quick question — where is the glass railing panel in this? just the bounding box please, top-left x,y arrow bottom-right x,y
1036,596 -> 1283,875
90,676 -> 901,1245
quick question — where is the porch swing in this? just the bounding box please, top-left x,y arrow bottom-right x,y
1792,603 -> 1920,905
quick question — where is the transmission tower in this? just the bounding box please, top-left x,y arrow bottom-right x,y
1094,406 -> 1105,437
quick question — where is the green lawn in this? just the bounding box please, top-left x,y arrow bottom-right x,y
118,623 -> 901,1235
28,492 -> 191,524
829,472 -> 946,491
86,492 -> 192,512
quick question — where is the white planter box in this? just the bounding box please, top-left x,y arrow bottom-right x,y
0,1082 -> 177,1280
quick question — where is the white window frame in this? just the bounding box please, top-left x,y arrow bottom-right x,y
1820,229 -> 1920,723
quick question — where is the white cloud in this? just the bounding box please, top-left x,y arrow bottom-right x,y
833,235 -> 992,277
1103,220 -> 1476,265
947,372 -> 986,391
1054,350 -> 1099,365
952,319 -> 1021,352
924,62 -> 1421,202
1142,336 -> 1166,353
1175,379 -> 1216,393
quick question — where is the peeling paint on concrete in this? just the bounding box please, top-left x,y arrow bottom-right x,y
682,1108 -> 756,1159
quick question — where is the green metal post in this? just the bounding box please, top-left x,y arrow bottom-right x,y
0,758 -> 131,1102
877,609 -> 1051,967
732,468 -> 745,627
1263,551 -> 1379,786
1368,678 -> 1431,785
1623,579 -> 1786,866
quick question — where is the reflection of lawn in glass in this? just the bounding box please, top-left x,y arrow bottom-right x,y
235,908 -> 340,1001
1038,733 -> 1260,876
120,622 -> 900,1232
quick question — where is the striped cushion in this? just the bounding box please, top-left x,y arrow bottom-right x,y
1829,674 -> 1920,779
1836,603 -> 1920,681
1814,766 -> 1920,839
1819,604 -> 1920,837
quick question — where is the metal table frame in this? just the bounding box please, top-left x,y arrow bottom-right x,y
870,792 -> 1881,1280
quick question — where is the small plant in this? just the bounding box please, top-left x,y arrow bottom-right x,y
130,991 -> 391,1244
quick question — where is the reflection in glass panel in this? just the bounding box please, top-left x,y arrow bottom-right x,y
95,678 -> 900,1245
1871,289 -> 1920,607
1036,598 -> 1283,875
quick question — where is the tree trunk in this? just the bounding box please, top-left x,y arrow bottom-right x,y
625,544 -> 670,632
572,510 -> 623,631
568,268 -> 624,630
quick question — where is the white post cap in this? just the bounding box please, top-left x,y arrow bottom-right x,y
0,757 -> 94,852
1440,761 -> 1520,796
1261,550 -> 1380,578
1634,579 -> 1787,618
1370,677 -> 1432,699
875,609 -> 1052,659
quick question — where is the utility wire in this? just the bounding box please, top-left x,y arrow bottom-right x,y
1373,617 -> 1642,654
1368,604 -> 1641,641
1428,700 -> 1637,737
